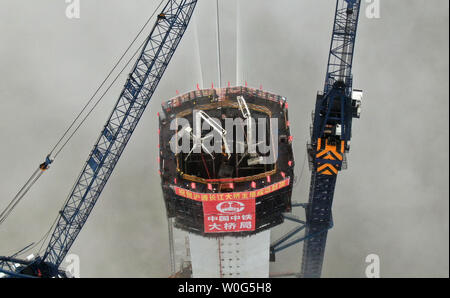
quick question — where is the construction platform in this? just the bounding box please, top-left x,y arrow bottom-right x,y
159,86 -> 295,237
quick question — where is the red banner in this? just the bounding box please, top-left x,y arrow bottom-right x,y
173,178 -> 290,202
203,199 -> 255,233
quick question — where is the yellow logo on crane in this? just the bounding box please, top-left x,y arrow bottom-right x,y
315,138 -> 344,175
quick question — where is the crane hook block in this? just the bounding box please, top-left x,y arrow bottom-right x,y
39,155 -> 53,171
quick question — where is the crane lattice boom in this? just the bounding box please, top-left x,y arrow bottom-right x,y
0,0 -> 198,278
301,0 -> 362,278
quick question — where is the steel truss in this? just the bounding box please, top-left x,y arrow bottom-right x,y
0,0 -> 198,277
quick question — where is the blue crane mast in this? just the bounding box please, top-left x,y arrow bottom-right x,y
301,0 -> 363,277
0,0 -> 198,278
269,1 -> 363,276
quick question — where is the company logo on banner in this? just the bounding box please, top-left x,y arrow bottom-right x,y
173,178 -> 290,202
216,201 -> 245,213
203,199 -> 256,233
171,178 -> 290,233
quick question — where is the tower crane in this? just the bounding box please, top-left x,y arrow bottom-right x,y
268,0 -> 363,278
0,0 -> 198,278
301,0 -> 363,277
0,0 -> 363,278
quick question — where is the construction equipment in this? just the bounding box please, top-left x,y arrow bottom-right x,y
301,0 -> 363,278
269,0 -> 363,278
0,0 -> 198,278
0,0 -> 363,278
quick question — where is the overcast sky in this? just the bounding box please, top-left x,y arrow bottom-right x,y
0,0 -> 448,277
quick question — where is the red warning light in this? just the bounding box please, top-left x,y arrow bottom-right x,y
225,183 -> 234,190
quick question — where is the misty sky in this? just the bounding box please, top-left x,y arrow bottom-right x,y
0,0 -> 448,277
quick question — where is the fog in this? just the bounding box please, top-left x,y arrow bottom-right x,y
0,0 -> 448,277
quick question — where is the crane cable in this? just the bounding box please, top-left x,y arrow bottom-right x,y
216,0 -> 222,87
50,0 -> 164,159
0,169 -> 42,225
0,0 -> 165,228
293,148 -> 308,189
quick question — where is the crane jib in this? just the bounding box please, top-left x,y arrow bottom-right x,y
40,0 -> 198,270
0,0 -> 363,278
